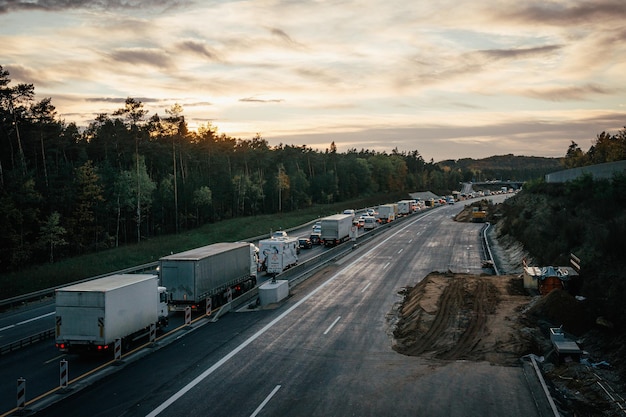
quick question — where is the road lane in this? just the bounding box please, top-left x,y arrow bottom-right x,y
27,197 -> 541,417
135,208 -> 539,417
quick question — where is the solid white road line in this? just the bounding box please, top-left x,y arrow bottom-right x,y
145,210 -> 437,417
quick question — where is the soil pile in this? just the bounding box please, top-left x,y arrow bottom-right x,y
525,288 -> 592,335
389,271 -> 534,365
389,271 -> 626,415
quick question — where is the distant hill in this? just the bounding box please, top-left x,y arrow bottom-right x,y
438,154 -> 563,181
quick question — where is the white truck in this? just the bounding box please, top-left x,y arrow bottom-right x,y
159,242 -> 257,312
258,237 -> 299,274
376,204 -> 396,223
321,213 -> 353,246
55,274 -> 168,354
396,200 -> 413,216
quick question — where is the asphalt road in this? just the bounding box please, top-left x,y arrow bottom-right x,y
25,199 -> 543,417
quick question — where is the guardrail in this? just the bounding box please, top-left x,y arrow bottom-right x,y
223,211 -> 412,315
0,207 -> 430,355
0,212 -> 401,311
0,329 -> 55,356
0,261 -> 159,312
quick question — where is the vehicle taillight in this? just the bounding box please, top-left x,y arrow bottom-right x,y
56,343 -> 65,349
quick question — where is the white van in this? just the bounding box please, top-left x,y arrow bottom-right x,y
363,216 -> 377,230
343,209 -> 355,217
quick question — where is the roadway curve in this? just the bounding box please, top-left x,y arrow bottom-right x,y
23,198 -> 547,417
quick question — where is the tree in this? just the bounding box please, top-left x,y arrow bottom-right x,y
277,164 -> 290,212
114,156 -> 156,243
563,141 -> 585,168
30,97 -> 59,188
69,160 -> 104,252
164,103 -> 185,233
193,186 -> 212,224
113,98 -> 148,242
38,211 -> 67,263
0,66 -> 35,176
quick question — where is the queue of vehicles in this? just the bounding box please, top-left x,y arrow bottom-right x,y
52,197 -> 438,356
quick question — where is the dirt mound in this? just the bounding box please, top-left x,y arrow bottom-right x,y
453,199 -> 495,223
389,271 -> 626,415
525,289 -> 592,335
389,272 -> 535,365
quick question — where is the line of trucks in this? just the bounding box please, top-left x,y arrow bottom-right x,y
54,203 -> 419,355
55,242 -> 258,354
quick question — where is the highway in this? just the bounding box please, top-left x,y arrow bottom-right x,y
0,196 -> 548,417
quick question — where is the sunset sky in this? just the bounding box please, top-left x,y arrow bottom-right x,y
2,0 -> 625,161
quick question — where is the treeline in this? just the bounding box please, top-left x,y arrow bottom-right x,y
438,154 -> 562,182
2,64 -> 619,272
1,66 -> 466,271
563,129 -> 626,168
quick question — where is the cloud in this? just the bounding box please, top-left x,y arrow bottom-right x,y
108,48 -> 173,69
270,110 -> 626,160
523,84 -> 613,101
0,0 -> 191,14
85,96 -> 161,104
498,0 -> 626,25
177,40 -> 219,60
239,97 -> 284,103
476,45 -> 562,61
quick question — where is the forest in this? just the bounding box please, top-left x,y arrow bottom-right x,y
0,65 -> 620,273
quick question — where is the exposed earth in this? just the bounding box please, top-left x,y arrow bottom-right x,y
386,201 -> 626,417
390,272 -> 531,366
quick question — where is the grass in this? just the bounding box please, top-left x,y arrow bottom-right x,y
0,193 -> 405,299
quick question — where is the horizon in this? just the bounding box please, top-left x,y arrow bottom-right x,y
2,0 -> 625,161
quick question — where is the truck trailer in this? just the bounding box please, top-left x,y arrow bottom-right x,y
159,242 -> 257,312
55,274 -> 168,354
258,237 -> 299,274
396,200 -> 414,216
320,213 -> 353,246
376,204 -> 396,223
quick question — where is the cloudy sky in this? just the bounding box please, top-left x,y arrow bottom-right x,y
2,0 -> 625,161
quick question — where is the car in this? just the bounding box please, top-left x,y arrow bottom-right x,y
357,216 -> 365,228
298,237 -> 312,249
312,225 -> 321,234
312,221 -> 321,229
272,230 -> 288,239
309,232 -> 322,245
363,215 -> 377,230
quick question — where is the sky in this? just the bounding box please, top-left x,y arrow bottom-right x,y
1,0 -> 625,162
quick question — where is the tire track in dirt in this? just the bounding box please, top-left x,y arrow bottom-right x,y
391,273 -> 503,361
437,280 -> 497,360
403,276 -> 464,356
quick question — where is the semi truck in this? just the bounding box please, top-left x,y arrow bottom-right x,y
321,213 -> 353,246
396,200 -> 413,216
159,242 -> 257,312
55,274 -> 168,354
376,204 -> 396,223
258,237 -> 299,274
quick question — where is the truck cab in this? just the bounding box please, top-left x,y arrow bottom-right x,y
158,286 -> 169,326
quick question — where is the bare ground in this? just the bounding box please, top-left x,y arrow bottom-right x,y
387,201 -> 626,416
389,271 -> 534,366
388,271 -> 626,416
